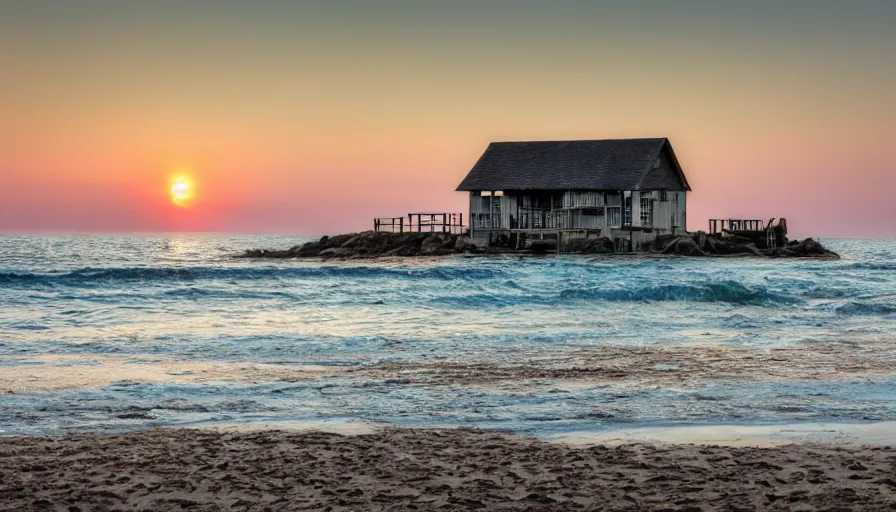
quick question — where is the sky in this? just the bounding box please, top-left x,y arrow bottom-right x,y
1,0 -> 894,236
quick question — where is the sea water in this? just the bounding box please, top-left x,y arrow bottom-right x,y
1,235 -> 894,436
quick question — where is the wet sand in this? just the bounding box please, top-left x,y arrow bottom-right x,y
0,354 -> 338,393
552,421 -> 896,447
3,427 -> 896,511
6,336 -> 896,395
359,337 -> 896,389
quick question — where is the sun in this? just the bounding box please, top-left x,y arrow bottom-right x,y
170,176 -> 195,207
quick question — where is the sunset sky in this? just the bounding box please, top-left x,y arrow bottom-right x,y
1,1 -> 894,236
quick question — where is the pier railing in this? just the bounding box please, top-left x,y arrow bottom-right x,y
709,219 -> 766,234
374,213 -> 466,234
709,218 -> 788,235
709,218 -> 789,249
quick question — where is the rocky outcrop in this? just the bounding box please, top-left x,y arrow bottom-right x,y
565,237 -> 615,254
661,236 -> 709,256
658,232 -> 839,259
239,231 -> 480,259
765,238 -> 840,258
240,230 -> 839,260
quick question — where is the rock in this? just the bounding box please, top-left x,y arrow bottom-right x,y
454,236 -> 477,253
656,234 -> 837,259
764,238 -> 839,259
420,234 -> 452,256
383,245 -> 419,257
566,236 -> 615,254
295,241 -> 323,257
661,236 -> 708,256
742,243 -> 765,257
528,240 -> 556,254
709,239 -> 753,255
238,231 -> 838,260
340,235 -> 361,248
789,238 -> 827,255
239,231 -> 472,259
676,237 -> 708,256
654,234 -> 678,251
319,248 -> 351,259
691,231 -> 708,251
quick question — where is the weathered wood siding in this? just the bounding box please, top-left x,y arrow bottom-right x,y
630,191 -> 641,227
675,191 -> 687,230
562,191 -> 605,208
652,191 -> 672,230
469,192 -> 515,230
630,190 -> 688,231
470,188 -> 687,234
569,210 -> 607,229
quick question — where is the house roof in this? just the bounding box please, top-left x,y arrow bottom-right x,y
456,138 -> 691,192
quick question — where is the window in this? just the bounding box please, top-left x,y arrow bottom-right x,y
640,196 -> 652,226
671,193 -> 679,226
653,157 -> 661,169
624,196 -> 632,226
607,207 -> 622,228
659,190 -> 668,202
552,194 -> 563,210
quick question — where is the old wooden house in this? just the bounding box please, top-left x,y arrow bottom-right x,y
456,138 -> 691,251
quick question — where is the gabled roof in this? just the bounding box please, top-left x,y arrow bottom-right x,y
456,138 -> 691,192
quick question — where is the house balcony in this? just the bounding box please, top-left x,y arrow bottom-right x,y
472,213 -> 503,230
473,210 -> 625,232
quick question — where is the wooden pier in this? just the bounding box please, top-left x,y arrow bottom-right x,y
708,218 -> 788,249
374,212 -> 466,234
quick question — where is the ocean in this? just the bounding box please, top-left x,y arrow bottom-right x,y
1,235 -> 895,437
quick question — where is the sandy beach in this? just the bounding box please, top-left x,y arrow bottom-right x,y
3,427 -> 896,511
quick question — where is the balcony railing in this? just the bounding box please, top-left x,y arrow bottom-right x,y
474,208 -> 626,231
472,213 -> 502,230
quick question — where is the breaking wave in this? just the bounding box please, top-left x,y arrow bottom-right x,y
837,262 -> 896,272
435,280 -> 799,308
0,265 -> 506,287
559,281 -> 798,305
834,302 -> 896,316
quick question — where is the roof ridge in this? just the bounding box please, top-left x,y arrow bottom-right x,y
456,138 -> 685,192
490,137 -> 667,144
636,140 -> 669,189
